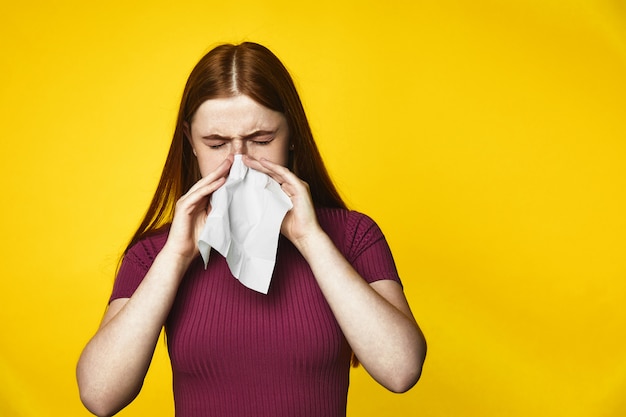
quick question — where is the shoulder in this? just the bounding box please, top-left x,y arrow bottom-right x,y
316,207 -> 381,235
316,207 -> 400,284
123,227 -> 170,270
316,207 -> 376,227
316,207 -> 387,256
111,227 -> 170,302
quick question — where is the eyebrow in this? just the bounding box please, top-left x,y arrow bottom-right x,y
201,130 -> 276,141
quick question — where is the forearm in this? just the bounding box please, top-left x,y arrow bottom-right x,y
77,249 -> 191,416
294,230 -> 426,392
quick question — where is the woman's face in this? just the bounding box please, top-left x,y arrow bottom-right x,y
185,95 -> 290,177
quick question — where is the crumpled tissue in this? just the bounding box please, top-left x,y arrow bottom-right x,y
197,154 -> 292,294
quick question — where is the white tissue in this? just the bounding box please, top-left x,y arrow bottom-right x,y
197,155 -> 293,294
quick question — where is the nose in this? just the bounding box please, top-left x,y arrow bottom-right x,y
232,139 -> 247,155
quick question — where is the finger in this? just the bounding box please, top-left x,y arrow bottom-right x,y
186,156 -> 233,194
184,176 -> 227,205
176,176 -> 226,216
179,156 -> 233,208
241,154 -> 268,174
243,155 -> 294,186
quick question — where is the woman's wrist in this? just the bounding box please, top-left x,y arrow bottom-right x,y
291,227 -> 331,259
158,244 -> 197,273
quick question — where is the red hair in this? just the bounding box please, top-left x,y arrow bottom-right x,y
125,42 -> 346,252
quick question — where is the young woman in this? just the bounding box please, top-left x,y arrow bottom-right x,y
77,42 -> 426,417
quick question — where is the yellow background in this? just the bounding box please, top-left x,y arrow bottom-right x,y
1,1 -> 625,416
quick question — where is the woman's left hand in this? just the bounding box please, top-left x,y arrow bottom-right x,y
244,156 -> 426,393
242,155 -> 321,246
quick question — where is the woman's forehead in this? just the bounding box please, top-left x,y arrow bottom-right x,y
192,95 -> 286,134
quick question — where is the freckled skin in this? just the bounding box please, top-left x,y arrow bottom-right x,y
184,95 -> 291,177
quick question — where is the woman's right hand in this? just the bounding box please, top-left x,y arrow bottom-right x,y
162,156 -> 233,261
76,159 -> 233,416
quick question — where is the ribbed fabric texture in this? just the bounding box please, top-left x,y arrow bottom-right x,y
111,208 -> 401,417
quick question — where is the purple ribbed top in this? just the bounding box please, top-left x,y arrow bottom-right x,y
111,208 -> 401,417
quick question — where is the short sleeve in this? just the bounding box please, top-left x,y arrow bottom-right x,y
344,211 -> 402,286
109,231 -> 168,303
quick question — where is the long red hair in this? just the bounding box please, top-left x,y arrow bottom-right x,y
125,42 -> 346,253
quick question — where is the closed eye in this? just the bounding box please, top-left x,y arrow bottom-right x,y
251,136 -> 274,145
200,130 -> 277,149
207,141 -> 226,149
